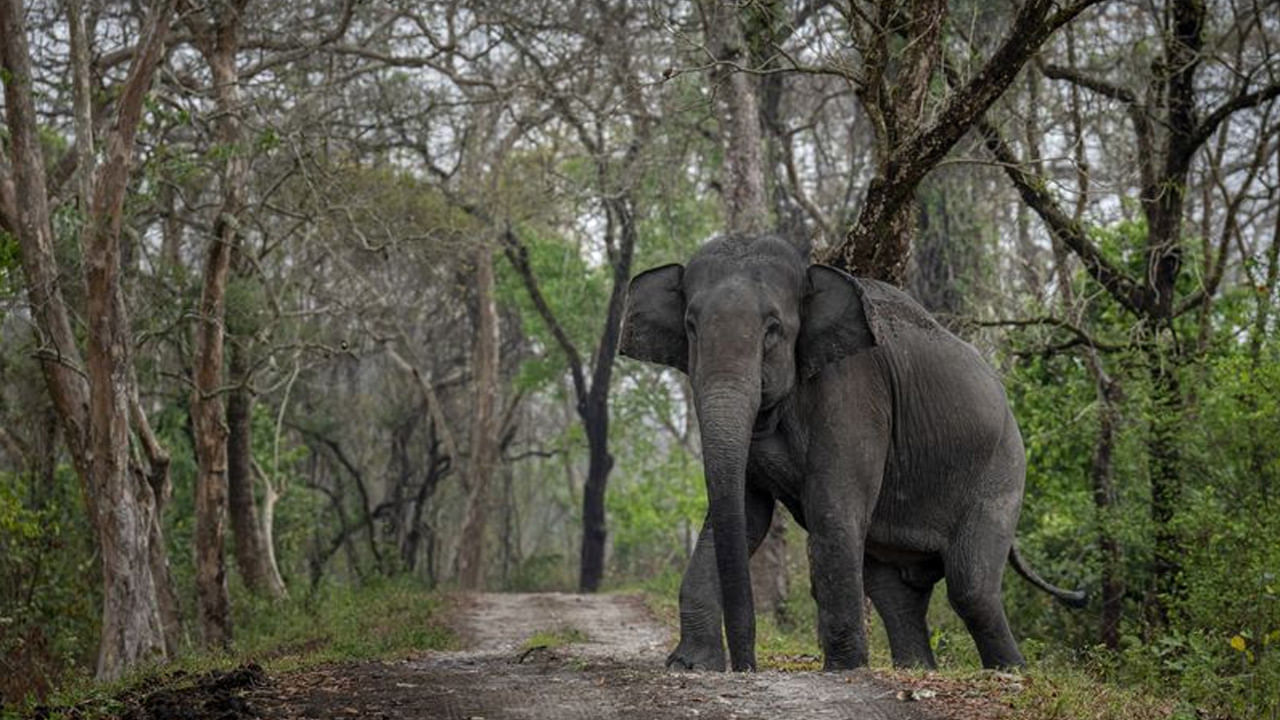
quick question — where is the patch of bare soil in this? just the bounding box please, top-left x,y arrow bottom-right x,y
104,593 -> 1019,719
249,593 -> 949,719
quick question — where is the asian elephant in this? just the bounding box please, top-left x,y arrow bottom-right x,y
619,234 -> 1084,672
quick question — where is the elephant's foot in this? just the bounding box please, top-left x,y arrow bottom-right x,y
665,637 -> 726,671
822,653 -> 869,671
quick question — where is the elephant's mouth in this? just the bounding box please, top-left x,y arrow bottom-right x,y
752,402 -> 782,440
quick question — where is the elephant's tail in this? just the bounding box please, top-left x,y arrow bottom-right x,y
1008,544 -> 1087,608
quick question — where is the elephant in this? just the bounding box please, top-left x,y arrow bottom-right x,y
619,233 -> 1084,672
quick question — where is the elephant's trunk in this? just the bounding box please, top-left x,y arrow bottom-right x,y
694,374 -> 760,671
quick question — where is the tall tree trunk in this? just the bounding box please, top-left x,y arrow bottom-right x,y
704,0 -> 769,235
191,227 -> 234,650
227,342 -> 286,597
578,401 -> 613,592
1,0 -> 177,680
1091,375 -> 1123,649
85,0 -> 177,678
458,243 -> 501,590
1146,352 -> 1183,624
190,0 -> 251,646
129,381 -> 182,656
0,0 -> 94,495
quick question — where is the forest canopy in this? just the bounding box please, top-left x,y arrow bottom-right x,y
0,0 -> 1277,717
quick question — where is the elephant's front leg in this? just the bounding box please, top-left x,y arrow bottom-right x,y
807,519 -> 871,669
667,485 -> 776,671
804,425 -> 887,669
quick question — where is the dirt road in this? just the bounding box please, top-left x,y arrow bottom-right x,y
248,592 -> 950,720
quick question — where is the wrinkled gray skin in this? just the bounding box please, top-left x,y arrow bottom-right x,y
620,234 -> 1082,672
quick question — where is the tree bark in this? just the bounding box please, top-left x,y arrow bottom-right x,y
129,380 -> 182,656
189,0 -> 251,647
577,400 -> 613,593
457,243 -> 501,590
822,0 -> 1101,284
704,0 -> 769,235
1,0 -> 177,680
84,0 -> 178,680
227,342 -> 286,597
1091,374 -> 1123,649
0,0 -> 93,493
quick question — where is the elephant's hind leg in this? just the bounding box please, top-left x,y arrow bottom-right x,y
942,525 -> 1025,669
865,557 -> 939,669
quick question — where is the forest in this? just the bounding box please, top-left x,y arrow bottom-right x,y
0,0 -> 1278,717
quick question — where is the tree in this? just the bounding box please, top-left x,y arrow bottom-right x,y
185,0 -> 254,649
0,0 -> 179,680
978,0 -> 1280,624
807,0 -> 1101,283
457,242 -> 502,589
491,0 -> 661,593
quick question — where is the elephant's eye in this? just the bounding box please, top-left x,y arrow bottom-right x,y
763,318 -> 782,350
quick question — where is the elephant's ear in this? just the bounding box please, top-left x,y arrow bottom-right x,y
798,265 -> 876,379
619,264 -> 688,373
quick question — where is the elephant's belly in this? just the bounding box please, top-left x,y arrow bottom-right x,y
865,536 -> 937,565
866,490 -> 949,559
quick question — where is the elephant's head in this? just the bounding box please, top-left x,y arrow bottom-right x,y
619,234 -> 876,670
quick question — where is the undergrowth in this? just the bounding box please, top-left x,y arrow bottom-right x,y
5,576 -> 453,719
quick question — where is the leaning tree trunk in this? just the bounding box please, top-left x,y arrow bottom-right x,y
821,0 -> 1099,283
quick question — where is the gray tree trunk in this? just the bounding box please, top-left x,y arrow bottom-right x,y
458,243 -> 501,589
190,0 -> 253,647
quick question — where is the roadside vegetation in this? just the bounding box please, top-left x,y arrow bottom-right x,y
2,579 -> 453,719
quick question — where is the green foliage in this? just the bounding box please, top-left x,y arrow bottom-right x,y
225,277 -> 269,337
506,554 -> 572,592
0,231 -> 20,301
231,577 -> 455,664
497,226 -> 610,393
18,579 -> 453,718
0,469 -> 99,706
993,212 -> 1280,717
520,626 -> 588,652
606,434 -> 704,579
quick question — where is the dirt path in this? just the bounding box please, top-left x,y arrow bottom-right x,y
247,592 -> 948,720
